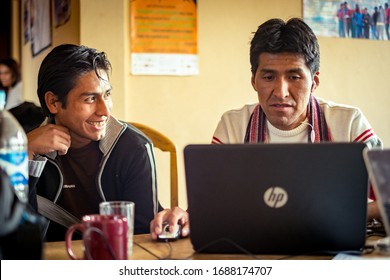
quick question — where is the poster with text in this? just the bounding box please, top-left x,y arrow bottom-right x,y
130,0 -> 198,76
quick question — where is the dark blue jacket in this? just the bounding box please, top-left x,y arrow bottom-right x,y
29,117 -> 162,241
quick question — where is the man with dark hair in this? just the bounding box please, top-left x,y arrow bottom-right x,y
27,44 -> 185,241
213,18 -> 381,146
211,18 -> 382,220
153,18 -> 383,237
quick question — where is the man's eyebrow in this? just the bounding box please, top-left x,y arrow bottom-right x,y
259,68 -> 276,73
286,68 -> 304,73
260,68 -> 304,73
80,92 -> 100,97
80,88 -> 112,96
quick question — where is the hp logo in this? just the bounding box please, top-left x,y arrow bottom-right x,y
263,187 -> 288,208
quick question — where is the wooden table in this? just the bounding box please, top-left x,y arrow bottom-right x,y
43,234 -> 388,260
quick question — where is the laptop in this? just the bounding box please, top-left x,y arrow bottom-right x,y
363,148 -> 390,236
184,143 -> 369,254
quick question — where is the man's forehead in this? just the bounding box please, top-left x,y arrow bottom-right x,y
259,52 -> 305,61
71,70 -> 112,93
258,53 -> 307,70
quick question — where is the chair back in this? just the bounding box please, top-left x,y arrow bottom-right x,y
128,122 -> 178,208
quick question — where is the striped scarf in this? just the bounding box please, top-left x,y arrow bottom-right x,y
244,95 -> 332,143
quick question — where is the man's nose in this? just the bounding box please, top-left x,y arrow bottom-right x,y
96,97 -> 110,115
272,78 -> 289,98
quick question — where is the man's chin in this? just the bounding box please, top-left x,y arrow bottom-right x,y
89,131 -> 106,141
95,133 -> 106,141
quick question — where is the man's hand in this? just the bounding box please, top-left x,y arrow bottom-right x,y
367,201 -> 381,221
150,207 -> 190,240
27,124 -> 71,159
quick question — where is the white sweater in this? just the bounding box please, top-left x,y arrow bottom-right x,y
212,98 -> 382,149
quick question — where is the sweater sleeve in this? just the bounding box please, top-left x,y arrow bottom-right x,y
126,143 -> 159,234
350,108 -> 383,149
349,108 -> 383,200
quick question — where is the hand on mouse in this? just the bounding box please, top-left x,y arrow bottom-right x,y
150,207 -> 190,240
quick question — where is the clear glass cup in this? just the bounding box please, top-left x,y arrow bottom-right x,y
99,201 -> 135,257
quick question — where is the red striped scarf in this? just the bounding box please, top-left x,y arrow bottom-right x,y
244,95 -> 333,143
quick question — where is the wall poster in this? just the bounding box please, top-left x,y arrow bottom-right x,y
54,0 -> 71,28
130,0 -> 198,76
303,0 -> 390,41
30,0 -> 52,56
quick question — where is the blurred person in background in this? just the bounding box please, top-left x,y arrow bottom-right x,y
0,58 -> 44,132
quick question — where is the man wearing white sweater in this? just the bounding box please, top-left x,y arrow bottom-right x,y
152,18 -> 383,235
212,18 -> 382,220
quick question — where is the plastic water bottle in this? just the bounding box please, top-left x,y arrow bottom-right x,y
0,89 -> 29,203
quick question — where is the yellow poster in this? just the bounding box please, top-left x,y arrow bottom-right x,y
130,0 -> 198,75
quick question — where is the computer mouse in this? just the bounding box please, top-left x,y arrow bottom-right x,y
157,222 -> 181,242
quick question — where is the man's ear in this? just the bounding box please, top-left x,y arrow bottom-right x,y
251,75 -> 257,91
44,91 -> 60,114
311,72 -> 320,93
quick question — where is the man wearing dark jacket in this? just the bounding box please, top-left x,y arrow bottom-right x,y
27,44 -> 164,241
